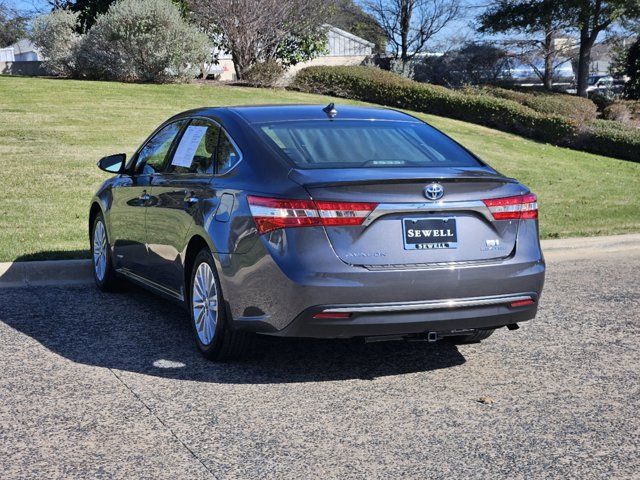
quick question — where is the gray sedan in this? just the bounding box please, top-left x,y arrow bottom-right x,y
89,104 -> 545,360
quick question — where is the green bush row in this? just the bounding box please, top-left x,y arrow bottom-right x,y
291,66 -> 639,163
463,86 -> 598,125
579,120 -> 640,162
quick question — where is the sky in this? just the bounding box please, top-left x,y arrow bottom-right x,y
14,0 -> 45,12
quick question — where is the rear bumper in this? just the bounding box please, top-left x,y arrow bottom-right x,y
218,221 -> 545,338
254,293 -> 538,338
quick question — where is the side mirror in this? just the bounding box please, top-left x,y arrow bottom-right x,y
97,153 -> 126,173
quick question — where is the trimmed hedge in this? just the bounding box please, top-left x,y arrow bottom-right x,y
601,100 -> 640,126
579,120 -> 640,162
464,86 -> 598,125
291,66 -> 640,163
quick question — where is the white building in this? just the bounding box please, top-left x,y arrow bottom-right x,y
0,39 -> 44,75
0,47 -> 14,62
1,39 -> 42,62
211,25 -> 375,81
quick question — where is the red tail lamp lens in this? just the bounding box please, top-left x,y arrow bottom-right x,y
248,196 -> 378,234
483,194 -> 538,220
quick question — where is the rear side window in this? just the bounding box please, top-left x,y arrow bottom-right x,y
216,133 -> 241,174
257,120 -> 481,169
168,119 -> 221,174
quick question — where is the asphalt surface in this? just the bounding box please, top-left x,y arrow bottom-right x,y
0,249 -> 638,479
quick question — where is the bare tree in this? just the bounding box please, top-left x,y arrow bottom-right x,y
0,0 -> 30,47
364,0 -> 461,66
502,35 -> 577,88
478,1 -> 575,90
188,0 -> 333,80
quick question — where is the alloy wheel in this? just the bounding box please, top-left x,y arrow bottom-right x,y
93,220 -> 107,281
192,262 -> 219,345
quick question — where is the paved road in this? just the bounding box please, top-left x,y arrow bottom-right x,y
1,249 -> 638,479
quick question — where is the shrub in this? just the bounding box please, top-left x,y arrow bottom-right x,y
589,92 -> 615,112
602,103 -> 633,124
601,100 -> 640,126
78,0 -> 210,83
291,66 -> 640,163
464,86 -> 598,125
30,10 -> 81,77
579,120 -> 640,163
292,66 -> 579,145
243,60 -> 285,87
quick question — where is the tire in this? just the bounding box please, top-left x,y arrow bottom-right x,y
189,248 -> 250,361
449,328 -> 495,344
91,212 -> 121,291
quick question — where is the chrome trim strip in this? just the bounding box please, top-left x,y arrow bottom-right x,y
363,200 -> 494,225
323,293 -> 532,313
360,255 -> 513,271
116,268 -> 184,302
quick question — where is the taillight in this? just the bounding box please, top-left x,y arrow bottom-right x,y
483,194 -> 538,220
247,196 -> 378,234
315,201 -> 379,226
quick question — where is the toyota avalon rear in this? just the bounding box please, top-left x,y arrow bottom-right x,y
89,104 -> 545,360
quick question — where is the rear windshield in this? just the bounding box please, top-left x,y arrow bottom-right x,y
256,120 -> 482,169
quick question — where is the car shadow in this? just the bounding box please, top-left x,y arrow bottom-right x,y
11,249 -> 91,262
0,283 -> 466,384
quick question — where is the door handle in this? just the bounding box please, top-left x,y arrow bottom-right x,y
139,190 -> 150,202
184,190 -> 198,204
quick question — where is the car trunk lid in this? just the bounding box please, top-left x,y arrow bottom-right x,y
289,168 -> 526,267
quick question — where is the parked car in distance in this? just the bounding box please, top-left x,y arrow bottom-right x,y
90,104 -> 545,360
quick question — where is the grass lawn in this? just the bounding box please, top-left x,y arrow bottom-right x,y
0,75 -> 638,262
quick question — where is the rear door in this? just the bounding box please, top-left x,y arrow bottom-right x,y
145,118 -> 225,294
291,168 -> 524,267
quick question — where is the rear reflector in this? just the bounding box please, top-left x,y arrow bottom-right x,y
483,193 -> 538,220
509,299 -> 535,308
312,312 -> 352,319
248,196 -> 378,234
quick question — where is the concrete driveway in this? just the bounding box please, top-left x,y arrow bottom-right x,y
0,247 -> 638,479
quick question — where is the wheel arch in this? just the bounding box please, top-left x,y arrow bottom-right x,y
183,234 -> 212,299
89,201 -> 103,239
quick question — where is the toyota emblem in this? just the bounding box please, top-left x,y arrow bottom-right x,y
424,183 -> 444,201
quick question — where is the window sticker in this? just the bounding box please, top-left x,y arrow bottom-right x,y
172,126 -> 208,167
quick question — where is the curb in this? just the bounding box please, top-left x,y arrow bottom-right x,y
0,259 -> 93,288
541,233 -> 640,251
542,233 -> 640,261
0,233 -> 638,288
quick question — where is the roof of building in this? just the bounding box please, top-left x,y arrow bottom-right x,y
213,24 -> 374,60
9,39 -> 39,55
324,25 -> 375,49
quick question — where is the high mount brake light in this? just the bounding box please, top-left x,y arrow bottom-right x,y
247,196 -> 378,234
483,193 -> 538,220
